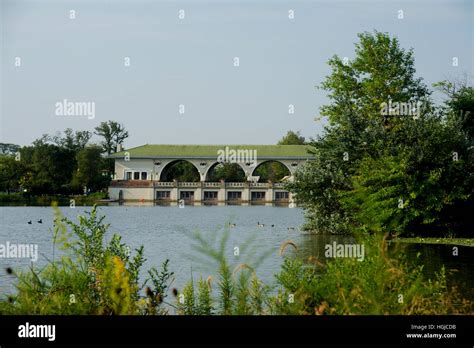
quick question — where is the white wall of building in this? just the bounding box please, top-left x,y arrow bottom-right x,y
109,187 -> 154,201
115,159 -> 154,180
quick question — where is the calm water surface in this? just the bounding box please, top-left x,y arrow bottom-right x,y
0,205 -> 472,302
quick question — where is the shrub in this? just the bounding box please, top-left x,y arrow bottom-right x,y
272,235 -> 472,315
0,205 -> 172,315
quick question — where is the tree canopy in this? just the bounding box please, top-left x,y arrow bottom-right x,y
287,31 -> 473,237
95,121 -> 129,155
0,121 -> 126,195
278,131 -> 306,145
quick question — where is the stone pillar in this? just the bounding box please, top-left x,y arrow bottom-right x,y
171,180 -> 179,202
195,182 -> 203,203
241,182 -> 250,202
218,180 -> 226,202
267,181 -> 274,203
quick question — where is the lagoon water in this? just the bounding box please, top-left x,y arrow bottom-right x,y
0,205 -> 472,304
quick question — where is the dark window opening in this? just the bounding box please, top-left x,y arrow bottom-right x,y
275,191 -> 289,201
156,191 -> 170,200
180,191 -> 195,200
204,191 -> 218,200
227,191 -> 242,200
251,191 -> 266,201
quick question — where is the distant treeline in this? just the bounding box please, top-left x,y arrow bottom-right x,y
0,121 -> 128,195
0,120 -> 306,195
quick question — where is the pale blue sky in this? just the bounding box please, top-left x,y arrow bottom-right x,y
1,0 -> 472,148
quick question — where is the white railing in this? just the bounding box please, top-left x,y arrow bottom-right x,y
226,182 -> 245,188
203,182 -> 221,188
155,182 -> 174,187
250,182 -> 268,188
152,181 -> 284,189
178,182 -> 200,188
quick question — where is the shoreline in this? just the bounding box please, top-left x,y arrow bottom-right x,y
392,237 -> 474,248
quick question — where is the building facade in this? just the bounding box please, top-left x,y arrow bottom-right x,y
108,144 -> 311,205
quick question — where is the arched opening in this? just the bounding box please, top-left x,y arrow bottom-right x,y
206,162 -> 246,182
252,161 -> 291,183
160,160 -> 200,182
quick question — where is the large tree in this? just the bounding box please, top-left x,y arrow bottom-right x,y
50,128 -> 92,152
287,31 -> 435,234
27,144 -> 76,194
71,145 -> 110,192
0,155 -> 24,193
94,121 -> 129,155
33,129 -> 91,151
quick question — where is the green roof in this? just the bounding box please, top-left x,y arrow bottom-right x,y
109,144 -> 311,159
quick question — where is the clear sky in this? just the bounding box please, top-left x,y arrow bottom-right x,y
1,0 -> 472,148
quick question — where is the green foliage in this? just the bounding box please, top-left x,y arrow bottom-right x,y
0,125 -> 116,196
0,206 -> 168,315
196,277 -> 213,315
248,274 -> 268,315
0,143 -> 20,155
278,131 -> 306,145
71,145 -> 111,192
29,144 -> 76,194
174,229 -> 471,315
0,155 -> 24,193
218,259 -> 234,314
180,225 -> 273,315
286,141 -> 352,234
94,121 -> 129,155
42,128 -> 92,152
63,207 -> 145,302
143,260 -> 175,315
175,276 -> 215,315
146,260 -> 174,302
208,163 -> 246,182
272,235 -> 472,315
0,192 -> 26,202
0,210 -> 471,315
289,31 -> 473,236
254,161 -> 290,183
340,155 -> 408,233
161,161 -> 200,182
177,281 -> 196,315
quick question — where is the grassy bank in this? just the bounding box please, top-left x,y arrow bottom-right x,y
393,237 -> 474,248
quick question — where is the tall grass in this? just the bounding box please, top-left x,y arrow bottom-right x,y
0,205 -> 173,315
272,235 -> 472,314
0,207 -> 471,315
